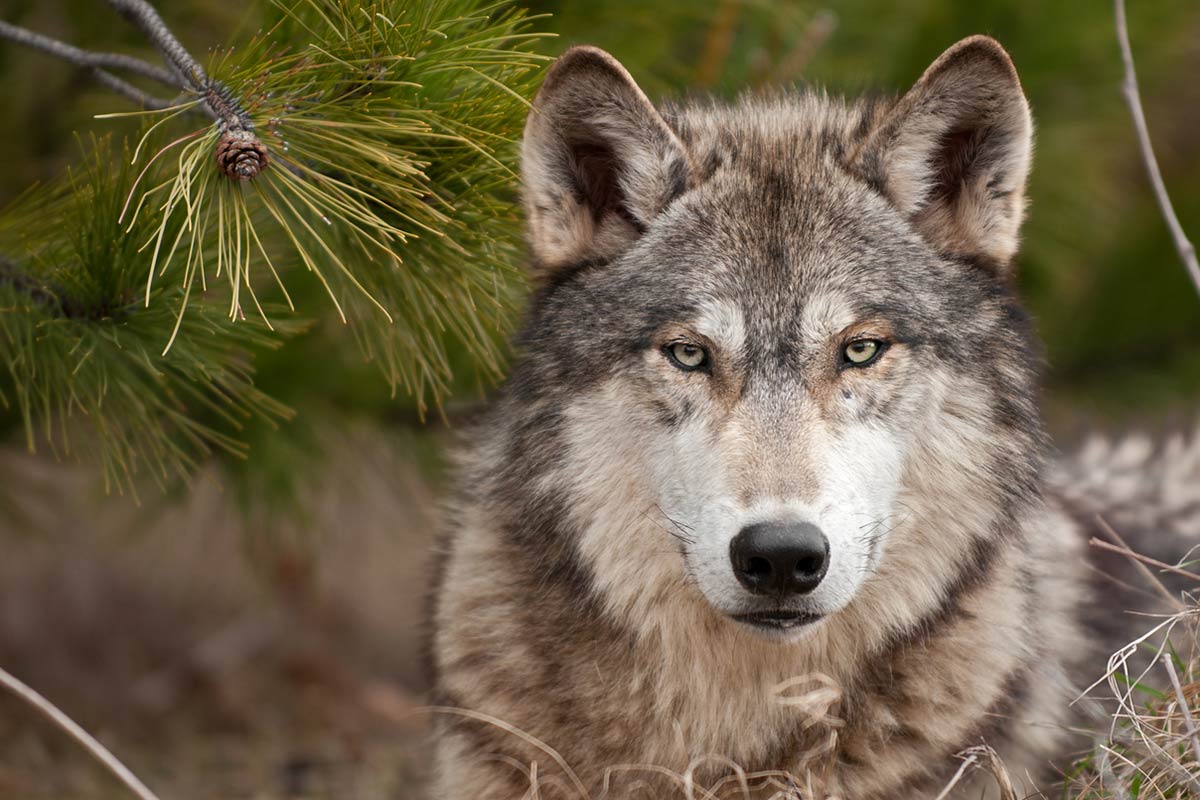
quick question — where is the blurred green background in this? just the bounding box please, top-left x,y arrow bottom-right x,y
1,0 -> 1198,491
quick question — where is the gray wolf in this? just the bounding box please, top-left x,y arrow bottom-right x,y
429,36 -> 1199,798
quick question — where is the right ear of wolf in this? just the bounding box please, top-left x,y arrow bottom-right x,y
522,46 -> 691,273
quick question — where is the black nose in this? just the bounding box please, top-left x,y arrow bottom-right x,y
730,521 -> 829,596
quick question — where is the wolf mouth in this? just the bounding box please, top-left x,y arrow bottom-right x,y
730,609 -> 823,630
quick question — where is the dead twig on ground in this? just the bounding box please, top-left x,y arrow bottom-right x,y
0,665 -> 163,800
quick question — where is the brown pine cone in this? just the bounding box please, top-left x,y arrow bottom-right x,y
214,129 -> 269,181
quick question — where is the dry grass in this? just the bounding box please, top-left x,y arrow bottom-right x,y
1062,603 -> 1200,800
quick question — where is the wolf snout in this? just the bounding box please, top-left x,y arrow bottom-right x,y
729,521 -> 830,596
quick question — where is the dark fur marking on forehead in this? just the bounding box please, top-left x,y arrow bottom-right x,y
527,255 -> 612,299
665,156 -> 690,206
700,149 -> 724,180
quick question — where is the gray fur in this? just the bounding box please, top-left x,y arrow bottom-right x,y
429,37 -> 1193,799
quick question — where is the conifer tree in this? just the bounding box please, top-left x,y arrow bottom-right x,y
0,0 -> 546,495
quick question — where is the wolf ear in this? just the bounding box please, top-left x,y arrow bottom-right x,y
522,46 -> 691,273
853,36 -> 1033,272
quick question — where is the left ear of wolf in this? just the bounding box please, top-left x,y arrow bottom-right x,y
521,46 -> 691,273
853,36 -> 1033,273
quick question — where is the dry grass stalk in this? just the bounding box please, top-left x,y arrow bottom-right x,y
428,673 -> 846,799
1114,0 -> 1200,297
0,665 -> 163,800
934,745 -> 1018,800
1067,516 -> 1200,798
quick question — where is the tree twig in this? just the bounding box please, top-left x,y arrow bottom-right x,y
0,2 -> 254,127
0,665 -> 163,800
0,255 -> 63,311
87,69 -> 185,111
106,0 -> 207,90
1090,535 -> 1200,586
0,19 -> 183,110
104,0 -> 251,131
0,20 -> 180,87
1093,514 -> 1189,611
1114,0 -> 1200,298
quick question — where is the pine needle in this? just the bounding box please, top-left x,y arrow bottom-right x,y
120,0 -> 548,408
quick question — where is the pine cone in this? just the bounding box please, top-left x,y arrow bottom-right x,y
214,129 -> 269,181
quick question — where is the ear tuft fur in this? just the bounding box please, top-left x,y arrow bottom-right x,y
522,46 -> 691,274
853,36 -> 1033,272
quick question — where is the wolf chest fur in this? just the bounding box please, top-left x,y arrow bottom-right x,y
428,36 -> 1197,799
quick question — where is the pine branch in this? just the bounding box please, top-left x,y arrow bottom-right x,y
1114,0 -> 1200,298
106,0 -> 208,89
0,137 -> 298,496
0,19 -> 180,88
0,1 -> 549,493
0,255 -> 61,313
0,4 -> 257,128
113,0 -> 548,410
0,19 -> 184,110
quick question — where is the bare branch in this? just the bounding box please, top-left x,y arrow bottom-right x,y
0,19 -> 181,88
0,665 -> 163,800
1090,535 -> 1200,589
1,4 -> 244,124
0,255 -> 61,310
1114,0 -> 1200,298
89,68 -> 186,110
103,1 -> 249,130
0,19 -> 186,110
106,0 -> 207,90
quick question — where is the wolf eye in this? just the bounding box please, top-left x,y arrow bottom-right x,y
843,339 -> 884,367
666,342 -> 708,371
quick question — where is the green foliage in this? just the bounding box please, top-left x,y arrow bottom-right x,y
127,0 -> 546,408
0,138 -> 297,496
0,0 -> 547,495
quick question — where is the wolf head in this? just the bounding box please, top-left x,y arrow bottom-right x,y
487,37 -> 1046,644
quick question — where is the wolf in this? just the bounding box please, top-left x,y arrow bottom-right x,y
429,36 -> 1200,799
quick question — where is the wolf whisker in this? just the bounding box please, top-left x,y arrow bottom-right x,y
640,504 -> 697,546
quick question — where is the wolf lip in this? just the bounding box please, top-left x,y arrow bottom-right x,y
731,610 -> 822,629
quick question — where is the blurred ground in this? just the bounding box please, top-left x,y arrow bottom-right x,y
0,427 -> 442,800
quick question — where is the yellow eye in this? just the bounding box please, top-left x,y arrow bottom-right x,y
667,342 -> 708,371
843,339 -> 883,367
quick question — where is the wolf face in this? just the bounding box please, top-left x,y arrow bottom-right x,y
504,39 -> 1044,644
